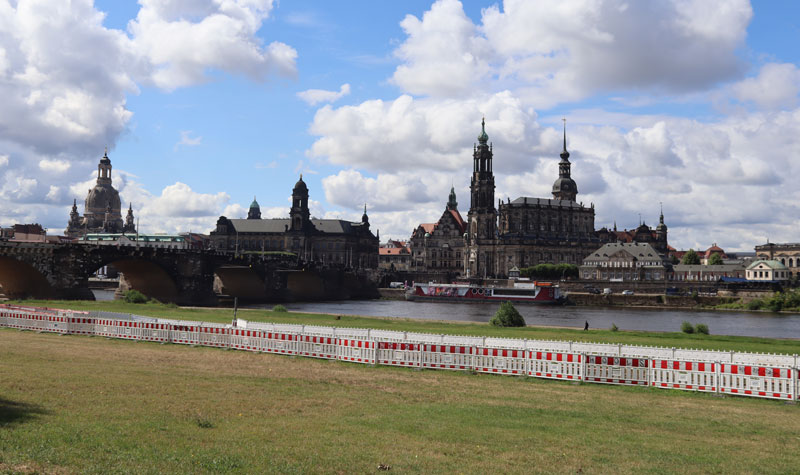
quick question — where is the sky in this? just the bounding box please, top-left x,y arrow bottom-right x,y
1,0 -> 799,252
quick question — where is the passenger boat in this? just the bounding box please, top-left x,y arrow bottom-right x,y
405,281 -> 563,304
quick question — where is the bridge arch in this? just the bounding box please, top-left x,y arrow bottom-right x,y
95,257 -> 179,303
0,256 -> 55,299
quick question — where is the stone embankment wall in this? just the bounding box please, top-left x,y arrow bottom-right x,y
566,293 -> 723,308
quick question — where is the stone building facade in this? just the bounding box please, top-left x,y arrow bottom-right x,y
755,242 -> 800,277
209,176 -> 378,268
409,187 -> 467,273
464,119 -> 601,278
65,150 -> 136,238
379,240 -> 411,271
580,242 -> 669,281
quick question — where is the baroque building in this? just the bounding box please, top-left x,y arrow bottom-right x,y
464,119 -> 601,278
409,187 -> 467,273
209,176 -> 379,268
755,242 -> 800,277
65,149 -> 136,238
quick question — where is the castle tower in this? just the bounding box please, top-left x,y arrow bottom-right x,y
247,196 -> 261,220
466,118 -> 497,277
123,203 -> 136,234
551,119 -> 578,201
289,175 -> 311,232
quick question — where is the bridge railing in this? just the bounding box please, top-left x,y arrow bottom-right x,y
1,303 -> 798,402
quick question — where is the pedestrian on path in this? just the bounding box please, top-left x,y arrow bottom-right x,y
584,320 -> 589,331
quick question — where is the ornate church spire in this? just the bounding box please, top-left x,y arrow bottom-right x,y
123,203 -> 136,233
447,185 -> 458,210
552,118 -> 578,201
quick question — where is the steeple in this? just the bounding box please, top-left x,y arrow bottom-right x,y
478,117 -> 488,144
447,186 -> 458,210
123,203 -> 136,233
97,149 -> 112,186
290,174 -> 310,231
551,118 -> 578,201
362,203 -> 369,224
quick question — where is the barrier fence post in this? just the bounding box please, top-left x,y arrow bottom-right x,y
715,361 -> 721,395
580,352 -> 587,381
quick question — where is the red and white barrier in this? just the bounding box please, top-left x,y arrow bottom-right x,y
528,351 -> 583,381
422,344 -> 473,370
170,322 -> 201,345
197,324 -> 230,349
584,355 -> 649,386
67,315 -> 94,335
718,363 -> 796,400
650,359 -> 717,393
377,341 -> 422,367
298,326 -> 338,360
137,321 -> 171,343
230,328 -> 265,352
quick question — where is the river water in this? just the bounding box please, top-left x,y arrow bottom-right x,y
90,289 -> 800,339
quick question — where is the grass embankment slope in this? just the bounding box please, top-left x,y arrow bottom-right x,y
2,327 -> 800,474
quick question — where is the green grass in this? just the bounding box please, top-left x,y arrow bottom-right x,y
12,298 -> 800,355
1,328 -> 799,473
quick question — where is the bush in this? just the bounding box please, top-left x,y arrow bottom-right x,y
489,301 -> 526,327
272,304 -> 287,313
610,323 -> 618,332
123,289 -> 148,304
695,323 -> 709,335
746,300 -> 763,311
680,321 -> 694,334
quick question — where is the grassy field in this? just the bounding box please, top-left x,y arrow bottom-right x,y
2,327 -> 800,474
10,298 -> 800,355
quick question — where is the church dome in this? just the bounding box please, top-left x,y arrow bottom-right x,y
249,197 -> 260,209
552,176 -> 578,196
85,183 -> 121,214
293,175 -> 308,192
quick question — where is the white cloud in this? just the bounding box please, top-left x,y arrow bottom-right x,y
390,0 -> 751,105
38,158 -> 71,174
297,83 -> 350,106
731,63 -> 800,110
129,0 -> 297,90
0,155 -> 8,167
174,130 -> 203,150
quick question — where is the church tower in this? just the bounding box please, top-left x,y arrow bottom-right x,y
289,175 -> 311,232
466,118 -> 497,277
656,203 -> 668,254
123,203 -> 136,234
552,119 -> 578,201
447,186 -> 458,211
247,196 -> 261,220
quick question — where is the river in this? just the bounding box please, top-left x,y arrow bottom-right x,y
90,289 -> 800,339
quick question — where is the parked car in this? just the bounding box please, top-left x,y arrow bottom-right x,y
621,290 -> 634,296
602,288 -> 613,295
389,281 -> 405,289
586,287 -> 602,294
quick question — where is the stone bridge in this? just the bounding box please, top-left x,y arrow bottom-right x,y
0,242 -> 305,305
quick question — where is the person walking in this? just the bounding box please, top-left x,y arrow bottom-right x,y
584,320 -> 589,331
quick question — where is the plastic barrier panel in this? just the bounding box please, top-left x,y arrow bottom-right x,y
297,326 -> 337,360
718,364 -> 796,400
338,337 -> 375,364
377,341 -> 422,367
584,355 -> 649,386
137,322 -> 171,343
475,347 -> 526,375
230,328 -> 265,352
422,344 -> 472,370
529,351 -> 583,381
111,320 -> 140,340
171,322 -> 201,345
650,359 -> 717,393
262,330 -> 297,355
68,315 -> 94,335
197,324 -> 230,349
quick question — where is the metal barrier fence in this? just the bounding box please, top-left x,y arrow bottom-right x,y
2,304 -> 799,403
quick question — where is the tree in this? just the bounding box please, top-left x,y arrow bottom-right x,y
489,301 -> 526,327
681,249 -> 701,265
707,253 -> 724,266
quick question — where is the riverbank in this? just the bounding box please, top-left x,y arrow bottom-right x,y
4,328 -> 799,473
11,299 -> 800,354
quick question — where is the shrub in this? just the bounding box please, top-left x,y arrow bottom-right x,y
680,321 -> 694,334
690,290 -> 699,299
610,323 -> 618,332
746,299 -> 763,311
123,289 -> 148,304
695,323 -> 709,335
272,304 -> 287,313
489,301 -> 526,327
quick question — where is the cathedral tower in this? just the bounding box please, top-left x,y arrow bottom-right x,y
552,119 -> 578,201
466,118 -> 497,277
289,175 -> 311,232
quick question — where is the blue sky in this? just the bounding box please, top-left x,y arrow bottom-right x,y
1,0 -> 800,251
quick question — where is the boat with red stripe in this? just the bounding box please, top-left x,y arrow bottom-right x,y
406,281 -> 563,304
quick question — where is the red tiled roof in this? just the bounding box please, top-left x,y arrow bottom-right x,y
448,209 -> 466,234
379,247 -> 410,255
